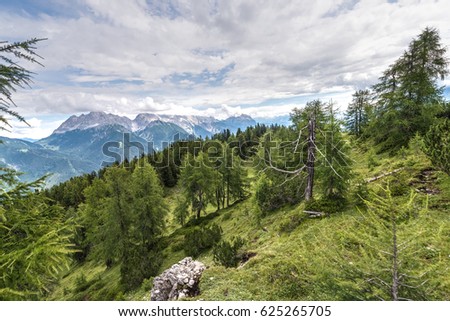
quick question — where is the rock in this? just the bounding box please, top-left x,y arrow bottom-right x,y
150,257 -> 206,301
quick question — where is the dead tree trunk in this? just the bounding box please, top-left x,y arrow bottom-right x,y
305,115 -> 316,201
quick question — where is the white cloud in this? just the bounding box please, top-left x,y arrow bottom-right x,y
2,117 -> 65,139
1,0 -> 450,138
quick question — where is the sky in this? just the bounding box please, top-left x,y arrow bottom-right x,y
1,0 -> 450,139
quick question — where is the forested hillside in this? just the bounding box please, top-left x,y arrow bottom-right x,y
1,28 -> 449,301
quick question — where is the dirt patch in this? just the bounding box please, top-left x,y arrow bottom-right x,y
409,168 -> 440,195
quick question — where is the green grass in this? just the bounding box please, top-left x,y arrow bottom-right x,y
49,143 -> 450,301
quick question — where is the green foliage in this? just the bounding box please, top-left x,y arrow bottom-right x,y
384,174 -> 410,196
370,27 -> 449,152
179,152 -> 219,219
183,223 -> 222,257
423,118 -> 450,175
318,103 -> 353,199
0,37 -> 77,300
352,179 -> 370,207
0,38 -> 45,130
78,161 -> 167,290
320,188 -> 447,300
176,145 -> 248,223
260,100 -> 352,207
0,179 -> 75,300
46,130 -> 450,301
141,277 -> 154,292
74,274 -> 89,292
255,172 -> 303,213
120,245 -> 162,291
130,163 -> 167,248
173,197 -> 190,226
345,89 -> 373,137
367,151 -> 380,170
278,213 -> 307,233
268,262 -> 307,300
212,237 -> 245,268
304,197 -> 346,214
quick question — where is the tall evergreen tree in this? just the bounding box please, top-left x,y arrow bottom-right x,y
130,162 -> 167,249
345,89 -> 372,137
101,167 -> 133,266
370,27 -> 449,152
179,152 -> 218,220
121,162 -> 167,290
320,103 -> 352,199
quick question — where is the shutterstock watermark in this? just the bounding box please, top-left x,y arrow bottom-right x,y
101,132 -> 347,170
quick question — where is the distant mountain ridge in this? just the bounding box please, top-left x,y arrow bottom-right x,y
54,111 -> 256,137
1,111 -> 256,186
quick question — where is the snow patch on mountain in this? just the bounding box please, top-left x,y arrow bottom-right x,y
53,111 -> 256,137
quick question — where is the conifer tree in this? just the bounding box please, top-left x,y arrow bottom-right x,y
121,162 -> 167,289
327,188 -> 447,300
370,27 -> 448,152
345,89 -> 372,137
319,103 -> 352,199
179,152 -> 218,220
1,38 -> 75,300
1,178 -> 75,300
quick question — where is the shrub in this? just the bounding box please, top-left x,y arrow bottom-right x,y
352,179 -> 370,207
304,197 -> 346,214
74,273 -> 89,292
213,237 -> 245,268
255,173 -> 303,214
184,223 -> 222,257
120,245 -> 162,291
423,118 -> 450,175
141,277 -> 154,292
385,175 -> 409,196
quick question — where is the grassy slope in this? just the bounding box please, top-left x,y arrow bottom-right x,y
49,140 -> 450,301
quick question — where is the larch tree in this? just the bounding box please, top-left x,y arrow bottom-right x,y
370,27 -> 449,152
345,89 -> 372,137
1,38 -> 75,300
179,152 -> 218,220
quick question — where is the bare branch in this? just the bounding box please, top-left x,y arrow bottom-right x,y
366,168 -> 404,183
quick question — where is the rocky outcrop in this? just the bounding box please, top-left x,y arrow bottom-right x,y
150,257 -> 206,301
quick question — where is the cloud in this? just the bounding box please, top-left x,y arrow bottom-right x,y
1,0 -> 450,138
3,117 -> 65,139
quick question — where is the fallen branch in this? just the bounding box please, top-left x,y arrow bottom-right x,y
366,168 -> 404,183
303,210 -> 328,218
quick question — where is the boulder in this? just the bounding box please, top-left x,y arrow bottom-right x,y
150,257 -> 206,301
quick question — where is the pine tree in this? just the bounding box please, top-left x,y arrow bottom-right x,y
345,89 -> 372,137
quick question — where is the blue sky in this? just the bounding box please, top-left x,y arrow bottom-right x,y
1,0 -> 450,138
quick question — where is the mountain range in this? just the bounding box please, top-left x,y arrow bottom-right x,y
0,112 -> 256,186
